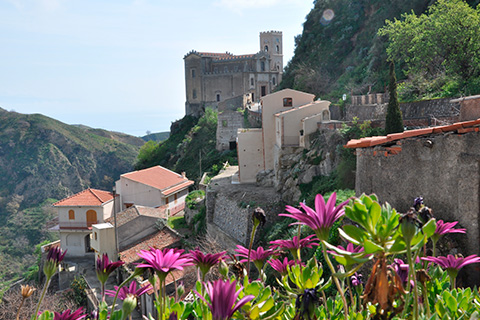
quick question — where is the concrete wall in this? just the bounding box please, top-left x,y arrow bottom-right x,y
275,100 -> 330,148
355,132 -> 480,285
117,179 -> 164,209
60,231 -> 93,257
118,216 -> 160,250
58,205 -> 109,228
91,223 -> 116,261
261,89 -> 315,170
237,128 -> 264,183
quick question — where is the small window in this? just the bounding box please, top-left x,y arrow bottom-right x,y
224,66 -> 228,72
272,77 -> 276,86
216,94 -> 221,102
261,61 -> 265,71
261,86 -> 266,97
264,45 -> 268,52
68,210 -> 75,220
276,45 -> 279,53
174,193 -> 178,201
214,67 -> 218,73
166,197 -> 169,205
191,69 -> 196,78
94,232 -> 97,240
193,89 -> 197,99
283,98 -> 293,107
250,78 -> 254,86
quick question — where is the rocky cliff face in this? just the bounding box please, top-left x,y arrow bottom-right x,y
0,108 -> 144,210
258,129 -> 345,204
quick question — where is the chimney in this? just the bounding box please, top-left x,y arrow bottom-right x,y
181,172 -> 186,179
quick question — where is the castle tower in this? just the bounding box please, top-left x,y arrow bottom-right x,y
259,31 -> 283,75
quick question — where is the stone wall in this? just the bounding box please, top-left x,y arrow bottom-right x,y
355,132 -> 480,285
216,110 -> 244,151
344,98 -> 460,123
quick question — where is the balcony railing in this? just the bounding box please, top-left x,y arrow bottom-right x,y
59,221 -> 98,229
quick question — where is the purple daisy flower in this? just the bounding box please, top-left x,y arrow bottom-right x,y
268,257 -> 298,276
279,193 -> 348,241
188,249 -> 227,280
105,281 -> 152,300
194,279 -> 255,320
137,248 -> 193,281
54,307 -> 86,320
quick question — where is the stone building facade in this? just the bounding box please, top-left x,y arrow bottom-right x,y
345,118 -> 480,285
184,31 -> 283,116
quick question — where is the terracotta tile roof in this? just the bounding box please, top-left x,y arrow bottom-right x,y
105,205 -> 167,227
121,166 -> 194,196
118,227 -> 181,265
53,188 -> 115,207
345,118 -> 480,149
198,52 -> 234,58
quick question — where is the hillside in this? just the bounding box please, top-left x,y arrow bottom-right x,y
0,108 -> 143,208
0,107 -> 144,291
280,0 -> 480,101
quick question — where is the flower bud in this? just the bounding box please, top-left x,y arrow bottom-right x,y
177,282 -> 185,298
20,284 -> 35,298
219,259 -> 229,279
122,294 -> 137,316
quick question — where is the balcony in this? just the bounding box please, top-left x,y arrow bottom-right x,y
59,221 -> 99,230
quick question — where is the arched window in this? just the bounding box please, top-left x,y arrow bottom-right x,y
261,61 -> 265,71
68,209 -> 75,220
276,45 -> 279,53
272,77 -> 276,86
264,45 -> 268,52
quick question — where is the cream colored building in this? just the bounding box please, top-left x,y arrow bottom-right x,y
237,89 -> 331,183
115,166 -> 194,216
52,188 -> 116,257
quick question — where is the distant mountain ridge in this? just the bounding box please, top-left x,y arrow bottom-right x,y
0,107 -> 144,210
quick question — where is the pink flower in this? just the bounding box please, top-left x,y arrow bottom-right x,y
422,254 -> 480,283
194,279 -> 254,320
44,247 -> 67,279
269,235 -> 319,251
235,245 -> 276,274
137,248 -> 193,280
96,253 -> 124,285
188,249 -> 227,279
54,308 -> 86,320
432,220 -> 466,243
279,193 -> 348,241
268,257 -> 298,276
105,281 -> 152,300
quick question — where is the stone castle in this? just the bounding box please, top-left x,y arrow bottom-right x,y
184,31 -> 283,116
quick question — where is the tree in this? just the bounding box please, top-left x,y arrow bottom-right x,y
378,0 -> 480,94
385,62 -> 404,134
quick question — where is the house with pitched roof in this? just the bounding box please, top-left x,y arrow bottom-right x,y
115,165 -> 194,216
52,188 -> 116,257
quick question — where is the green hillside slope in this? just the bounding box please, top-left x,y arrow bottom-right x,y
280,0 -> 479,101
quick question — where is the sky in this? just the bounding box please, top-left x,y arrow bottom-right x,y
0,0 -> 314,137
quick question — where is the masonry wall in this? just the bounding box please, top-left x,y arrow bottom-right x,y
216,110 -> 244,151
210,193 -> 250,245
344,98 -> 460,122
355,132 -> 480,285
237,128 -> 264,183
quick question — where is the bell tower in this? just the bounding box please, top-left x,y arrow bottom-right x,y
259,31 -> 283,73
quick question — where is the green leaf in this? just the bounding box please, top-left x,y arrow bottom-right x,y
363,239 -> 384,254
369,201 -> 382,229
341,226 -> 364,244
422,218 -> 437,238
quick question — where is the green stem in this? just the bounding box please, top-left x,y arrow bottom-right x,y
432,239 -> 437,257
322,243 -> 349,318
422,282 -> 430,319
247,223 -> 259,279
111,271 -> 138,315
406,242 -> 419,320
33,276 -> 52,320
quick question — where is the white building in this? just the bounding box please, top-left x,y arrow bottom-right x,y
115,165 -> 194,216
237,89 -> 331,183
52,188 -> 116,257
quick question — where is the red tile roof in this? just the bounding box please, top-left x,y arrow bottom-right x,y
121,166 -> 194,196
53,188 -> 115,207
345,118 -> 480,149
119,228 -> 181,265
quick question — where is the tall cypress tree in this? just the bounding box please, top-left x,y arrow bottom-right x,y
385,62 -> 404,134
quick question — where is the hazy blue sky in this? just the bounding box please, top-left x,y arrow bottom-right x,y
0,0 -> 314,136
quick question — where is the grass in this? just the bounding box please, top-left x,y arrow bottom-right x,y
168,215 -> 189,230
